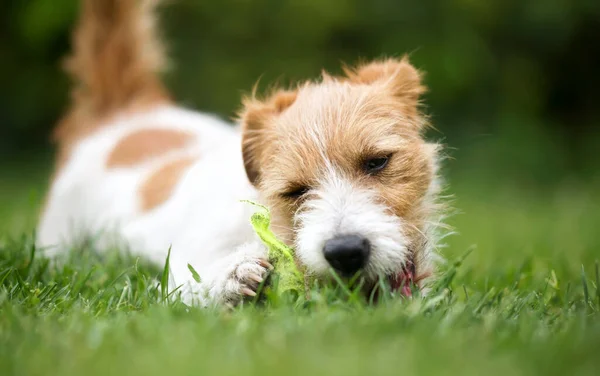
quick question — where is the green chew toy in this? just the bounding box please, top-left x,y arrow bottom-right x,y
244,201 -> 305,295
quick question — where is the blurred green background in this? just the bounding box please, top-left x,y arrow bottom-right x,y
0,0 -> 599,268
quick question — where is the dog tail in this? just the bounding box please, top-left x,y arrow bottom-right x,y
54,0 -> 169,154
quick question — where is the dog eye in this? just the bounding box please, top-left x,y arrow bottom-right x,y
364,155 -> 391,174
282,186 -> 310,200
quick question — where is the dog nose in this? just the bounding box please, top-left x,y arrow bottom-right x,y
323,234 -> 371,276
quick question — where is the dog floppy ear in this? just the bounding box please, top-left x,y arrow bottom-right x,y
239,89 -> 297,185
345,57 -> 426,116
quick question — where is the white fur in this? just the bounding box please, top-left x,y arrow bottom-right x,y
38,104 -> 437,306
295,168 -> 407,280
37,105 -> 269,306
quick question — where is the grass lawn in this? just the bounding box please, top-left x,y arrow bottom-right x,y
0,164 -> 599,375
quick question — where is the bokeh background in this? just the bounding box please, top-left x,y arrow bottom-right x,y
1,0 -> 599,277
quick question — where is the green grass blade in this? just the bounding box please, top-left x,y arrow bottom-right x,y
595,260 -> 599,310
581,265 -> 589,307
187,263 -> 202,283
161,246 -> 172,300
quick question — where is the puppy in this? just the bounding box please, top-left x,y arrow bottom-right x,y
38,0 -> 445,306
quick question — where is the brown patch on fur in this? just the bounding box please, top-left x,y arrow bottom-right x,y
107,129 -> 193,168
139,157 -> 196,212
54,0 -> 170,166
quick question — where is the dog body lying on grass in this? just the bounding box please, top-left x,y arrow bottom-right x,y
38,0 -> 445,306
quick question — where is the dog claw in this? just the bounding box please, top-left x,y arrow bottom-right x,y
241,287 -> 257,297
248,273 -> 263,284
258,259 -> 274,270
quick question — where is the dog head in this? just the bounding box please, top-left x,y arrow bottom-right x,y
240,57 -> 442,291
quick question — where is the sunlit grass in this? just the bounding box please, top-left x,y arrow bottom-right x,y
0,176 -> 599,375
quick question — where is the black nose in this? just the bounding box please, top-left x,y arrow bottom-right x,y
323,234 -> 371,276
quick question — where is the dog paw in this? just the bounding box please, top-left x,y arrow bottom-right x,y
207,257 -> 273,306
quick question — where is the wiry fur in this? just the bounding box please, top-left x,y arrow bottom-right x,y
39,0 -> 446,306
295,168 -> 408,279
240,60 -> 443,284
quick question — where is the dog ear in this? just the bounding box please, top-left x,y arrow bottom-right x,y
239,89 -> 297,185
345,57 -> 426,115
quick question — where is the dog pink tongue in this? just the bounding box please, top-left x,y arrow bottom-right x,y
391,268 -> 414,297
401,283 -> 412,297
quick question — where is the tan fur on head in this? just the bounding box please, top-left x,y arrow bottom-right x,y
240,56 -> 428,187
344,57 -> 427,119
55,0 -> 170,164
239,89 -> 298,184
239,56 -> 441,283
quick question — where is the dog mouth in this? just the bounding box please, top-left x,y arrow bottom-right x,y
363,257 -> 422,300
388,262 -> 416,297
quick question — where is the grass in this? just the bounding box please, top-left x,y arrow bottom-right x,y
0,170 -> 599,375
